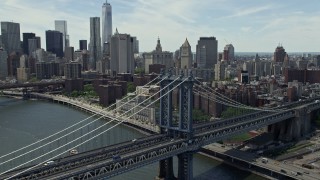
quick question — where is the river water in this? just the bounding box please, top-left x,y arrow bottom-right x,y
0,97 -> 265,180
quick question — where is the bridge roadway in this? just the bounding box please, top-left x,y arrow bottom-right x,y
0,81 -> 65,90
2,98 -> 320,179
194,96 -> 320,133
0,134 -> 169,179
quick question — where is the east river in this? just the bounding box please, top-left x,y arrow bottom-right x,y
0,97 -> 265,180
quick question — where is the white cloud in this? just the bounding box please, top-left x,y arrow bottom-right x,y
256,18 -> 285,33
224,5 -> 272,18
240,27 -> 252,32
113,0 -> 219,52
0,0 -> 92,50
0,0 -> 319,52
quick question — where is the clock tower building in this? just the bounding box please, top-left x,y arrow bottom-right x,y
180,38 -> 192,69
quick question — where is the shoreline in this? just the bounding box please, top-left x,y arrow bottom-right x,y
0,94 -> 23,99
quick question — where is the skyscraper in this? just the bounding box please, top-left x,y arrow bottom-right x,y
1,21 -> 21,54
102,0 -> 112,52
7,51 -> 21,77
64,46 -> 74,61
35,36 -> 41,49
110,29 -> 134,75
273,45 -> 287,63
46,30 -> 63,58
180,38 -> 192,69
81,50 -> 89,71
28,38 -> 39,56
223,44 -> 234,61
253,54 -> 262,77
55,20 -> 69,50
22,33 -> 35,55
214,61 -> 226,81
17,55 -> 30,83
131,36 -> 139,53
196,37 -> 218,69
89,17 -> 102,70
79,40 -> 87,50
0,48 -> 8,80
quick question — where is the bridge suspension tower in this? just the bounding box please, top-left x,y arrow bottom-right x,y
157,69 -> 194,180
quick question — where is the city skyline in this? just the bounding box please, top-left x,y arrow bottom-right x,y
0,0 -> 319,52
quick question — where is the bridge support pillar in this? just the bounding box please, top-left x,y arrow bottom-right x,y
178,152 -> 193,180
270,108 -> 311,141
158,159 -> 166,178
287,108 -> 310,141
268,120 -> 287,140
165,157 -> 175,179
157,157 -> 175,180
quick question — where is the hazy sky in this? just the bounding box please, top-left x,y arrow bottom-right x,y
1,0 -> 319,53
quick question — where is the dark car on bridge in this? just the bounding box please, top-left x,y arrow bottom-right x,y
113,155 -> 121,161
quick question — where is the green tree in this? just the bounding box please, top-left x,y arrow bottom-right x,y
226,133 -> 251,142
127,82 -> 136,93
192,109 -> 210,122
84,84 -> 94,92
70,90 -> 79,97
84,84 -> 97,97
29,77 -> 38,82
134,67 -> 145,74
221,107 -> 252,118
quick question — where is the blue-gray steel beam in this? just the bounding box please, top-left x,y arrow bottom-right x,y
178,152 -> 193,180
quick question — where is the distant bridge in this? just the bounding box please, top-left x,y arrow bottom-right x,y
0,81 -> 65,90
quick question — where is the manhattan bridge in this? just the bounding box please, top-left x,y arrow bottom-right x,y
1,69 -> 320,180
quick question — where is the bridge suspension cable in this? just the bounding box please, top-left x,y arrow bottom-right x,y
195,79 -> 287,112
194,89 -> 278,112
194,86 -> 287,112
3,76 -> 186,179
0,76 -> 162,165
195,79 -> 262,109
194,84 -> 250,108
